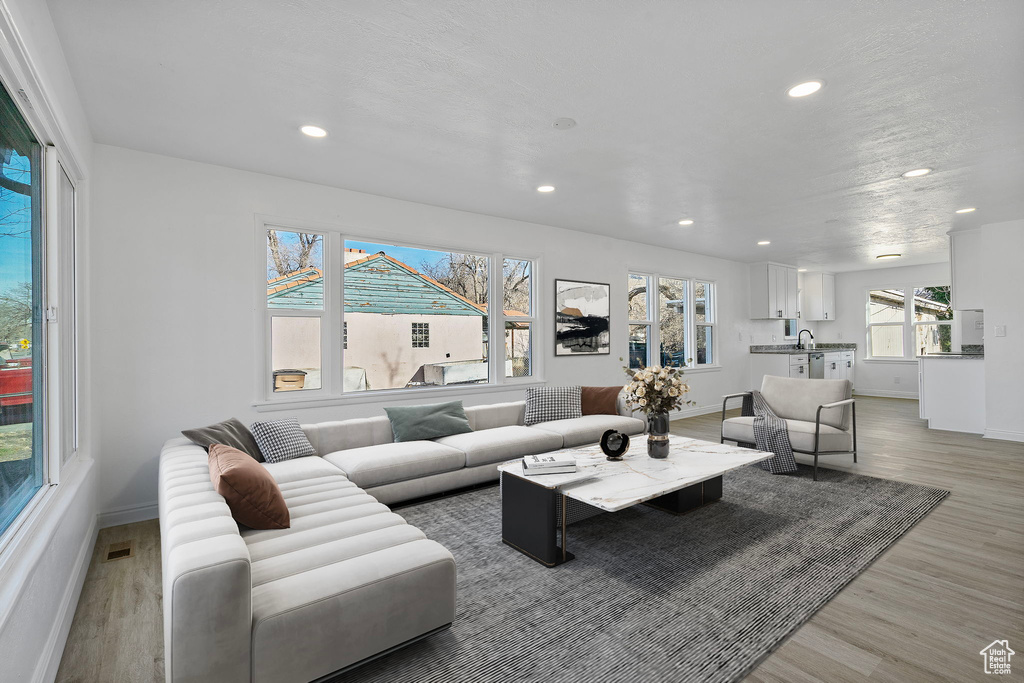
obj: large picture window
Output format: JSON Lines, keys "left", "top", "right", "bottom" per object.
{"left": 0, "top": 82, "right": 43, "bottom": 536}
{"left": 627, "top": 272, "right": 717, "bottom": 369}
{"left": 867, "top": 285, "right": 954, "bottom": 359}
{"left": 260, "top": 227, "right": 537, "bottom": 399}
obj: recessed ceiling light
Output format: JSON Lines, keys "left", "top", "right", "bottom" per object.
{"left": 536, "top": 185, "right": 555, "bottom": 193}
{"left": 757, "top": 241, "right": 771, "bottom": 246}
{"left": 798, "top": 268, "right": 808, "bottom": 272}
{"left": 876, "top": 253, "right": 902, "bottom": 260}
{"left": 901, "top": 168, "right": 931, "bottom": 178}
{"left": 955, "top": 207, "right": 976, "bottom": 214}
{"left": 552, "top": 118, "right": 577, "bottom": 129}
{"left": 300, "top": 125, "right": 328, "bottom": 138}
{"left": 678, "top": 219, "right": 694, "bottom": 226}
{"left": 787, "top": 81, "right": 823, "bottom": 98}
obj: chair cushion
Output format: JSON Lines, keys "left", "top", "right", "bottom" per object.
{"left": 722, "top": 416, "right": 853, "bottom": 453}
{"left": 530, "top": 414, "right": 645, "bottom": 448}
{"left": 322, "top": 441, "right": 466, "bottom": 488}
{"left": 760, "top": 375, "right": 852, "bottom": 430}
{"left": 208, "top": 444, "right": 289, "bottom": 529}
{"left": 435, "top": 425, "right": 564, "bottom": 466}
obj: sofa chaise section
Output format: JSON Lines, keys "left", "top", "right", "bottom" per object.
{"left": 159, "top": 439, "right": 456, "bottom": 683}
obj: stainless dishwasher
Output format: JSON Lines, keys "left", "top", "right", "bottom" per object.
{"left": 809, "top": 352, "right": 825, "bottom": 379}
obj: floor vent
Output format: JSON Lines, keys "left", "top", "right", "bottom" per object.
{"left": 103, "top": 540, "right": 135, "bottom": 563}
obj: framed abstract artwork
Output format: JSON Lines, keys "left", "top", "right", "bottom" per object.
{"left": 555, "top": 279, "right": 610, "bottom": 355}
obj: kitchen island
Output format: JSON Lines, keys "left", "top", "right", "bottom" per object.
{"left": 918, "top": 354, "right": 985, "bottom": 434}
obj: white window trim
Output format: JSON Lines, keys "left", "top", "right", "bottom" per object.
{"left": 253, "top": 216, "right": 543, "bottom": 406}
{"left": 0, "top": 53, "right": 83, "bottom": 550}
{"left": 864, "top": 283, "right": 954, "bottom": 361}
{"left": 627, "top": 271, "right": 719, "bottom": 370}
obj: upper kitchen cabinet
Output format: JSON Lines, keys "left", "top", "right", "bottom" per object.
{"left": 750, "top": 262, "right": 798, "bottom": 319}
{"left": 949, "top": 229, "right": 984, "bottom": 311}
{"left": 802, "top": 271, "right": 836, "bottom": 321}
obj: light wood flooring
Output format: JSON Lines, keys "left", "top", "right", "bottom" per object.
{"left": 55, "top": 397, "right": 1023, "bottom": 682}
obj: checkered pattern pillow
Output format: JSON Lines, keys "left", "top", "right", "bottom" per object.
{"left": 524, "top": 386, "right": 582, "bottom": 425}
{"left": 250, "top": 418, "right": 316, "bottom": 463}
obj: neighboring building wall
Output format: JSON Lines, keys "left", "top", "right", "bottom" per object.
{"left": 345, "top": 312, "right": 484, "bottom": 390}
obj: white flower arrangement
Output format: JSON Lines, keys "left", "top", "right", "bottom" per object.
{"left": 621, "top": 361, "right": 694, "bottom": 415}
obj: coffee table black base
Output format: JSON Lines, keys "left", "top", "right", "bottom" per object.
{"left": 644, "top": 475, "right": 723, "bottom": 514}
{"left": 501, "top": 472, "right": 573, "bottom": 567}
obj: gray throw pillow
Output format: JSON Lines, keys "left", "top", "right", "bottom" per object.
{"left": 182, "top": 418, "right": 264, "bottom": 462}
{"left": 384, "top": 401, "right": 473, "bottom": 442}
{"left": 250, "top": 418, "right": 317, "bottom": 463}
{"left": 525, "top": 386, "right": 582, "bottom": 425}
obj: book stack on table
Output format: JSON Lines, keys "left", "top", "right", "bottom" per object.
{"left": 522, "top": 453, "right": 577, "bottom": 475}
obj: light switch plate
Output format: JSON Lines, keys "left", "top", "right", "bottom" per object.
{"left": 994, "top": 325, "right": 1007, "bottom": 337}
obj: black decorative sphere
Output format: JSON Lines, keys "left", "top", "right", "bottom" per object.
{"left": 600, "top": 429, "right": 630, "bottom": 460}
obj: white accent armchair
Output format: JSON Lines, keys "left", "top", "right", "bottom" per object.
{"left": 720, "top": 375, "right": 857, "bottom": 480}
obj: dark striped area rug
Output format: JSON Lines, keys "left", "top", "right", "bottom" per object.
{"left": 328, "top": 465, "right": 947, "bottom": 683}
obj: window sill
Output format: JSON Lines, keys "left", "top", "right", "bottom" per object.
{"left": 682, "top": 365, "right": 723, "bottom": 374}
{"left": 253, "top": 378, "right": 548, "bottom": 412}
{"left": 861, "top": 358, "right": 918, "bottom": 364}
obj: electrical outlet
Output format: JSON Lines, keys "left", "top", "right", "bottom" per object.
{"left": 771, "top": 334, "right": 777, "bottom": 341}
{"left": 994, "top": 325, "right": 1007, "bottom": 337}
{"left": 837, "top": 331, "right": 843, "bottom": 339}
{"left": 738, "top": 332, "right": 743, "bottom": 342}
{"left": 894, "top": 377, "right": 901, "bottom": 384}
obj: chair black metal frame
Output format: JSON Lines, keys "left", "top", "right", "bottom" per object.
{"left": 720, "top": 392, "right": 857, "bottom": 480}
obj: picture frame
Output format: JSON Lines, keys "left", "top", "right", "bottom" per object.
{"left": 554, "top": 279, "right": 610, "bottom": 355}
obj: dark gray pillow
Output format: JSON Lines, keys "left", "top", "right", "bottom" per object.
{"left": 384, "top": 401, "right": 473, "bottom": 442}
{"left": 525, "top": 386, "right": 582, "bottom": 425}
{"left": 182, "top": 418, "right": 264, "bottom": 462}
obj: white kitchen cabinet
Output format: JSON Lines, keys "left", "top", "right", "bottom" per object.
{"left": 949, "top": 229, "right": 984, "bottom": 311}
{"left": 802, "top": 271, "right": 836, "bottom": 321}
{"left": 750, "top": 263, "right": 798, "bottom": 319}
{"left": 918, "top": 357, "right": 985, "bottom": 433}
{"left": 824, "top": 351, "right": 855, "bottom": 386}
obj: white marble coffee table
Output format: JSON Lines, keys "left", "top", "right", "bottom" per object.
{"left": 498, "top": 435, "right": 773, "bottom": 567}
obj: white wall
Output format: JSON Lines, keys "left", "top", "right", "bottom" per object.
{"left": 815, "top": 262, "right": 951, "bottom": 398}
{"left": 90, "top": 143, "right": 771, "bottom": 521}
{"left": 0, "top": 0, "right": 96, "bottom": 680}
{"left": 979, "top": 220, "right": 1024, "bottom": 441}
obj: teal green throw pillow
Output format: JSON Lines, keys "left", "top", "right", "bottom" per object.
{"left": 384, "top": 401, "right": 474, "bottom": 442}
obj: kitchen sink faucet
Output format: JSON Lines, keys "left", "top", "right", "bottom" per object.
{"left": 798, "top": 329, "right": 814, "bottom": 350}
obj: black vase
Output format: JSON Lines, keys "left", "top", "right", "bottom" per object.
{"left": 647, "top": 411, "right": 670, "bottom": 458}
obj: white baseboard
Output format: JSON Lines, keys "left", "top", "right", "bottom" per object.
{"left": 34, "top": 515, "right": 97, "bottom": 683}
{"left": 852, "top": 389, "right": 918, "bottom": 400}
{"left": 672, "top": 403, "right": 723, "bottom": 419}
{"left": 97, "top": 501, "right": 158, "bottom": 529}
{"left": 983, "top": 429, "right": 1024, "bottom": 443}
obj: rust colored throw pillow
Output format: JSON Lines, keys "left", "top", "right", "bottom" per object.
{"left": 208, "top": 444, "right": 290, "bottom": 529}
{"left": 581, "top": 386, "right": 622, "bottom": 416}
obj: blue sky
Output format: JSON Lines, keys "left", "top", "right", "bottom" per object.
{"left": 346, "top": 240, "right": 450, "bottom": 271}
{"left": 0, "top": 150, "right": 33, "bottom": 294}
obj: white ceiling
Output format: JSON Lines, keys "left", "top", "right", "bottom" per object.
{"left": 48, "top": 0, "right": 1024, "bottom": 272}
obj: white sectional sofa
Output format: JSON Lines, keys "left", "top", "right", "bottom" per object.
{"left": 159, "top": 398, "right": 643, "bottom": 683}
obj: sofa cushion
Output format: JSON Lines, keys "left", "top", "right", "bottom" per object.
{"left": 581, "top": 386, "right": 622, "bottom": 415}
{"left": 525, "top": 386, "right": 582, "bottom": 425}
{"left": 384, "top": 400, "right": 473, "bottom": 442}
{"left": 182, "top": 417, "right": 264, "bottom": 462}
{"left": 322, "top": 441, "right": 466, "bottom": 488}
{"left": 435, "top": 425, "right": 564, "bottom": 466}
{"left": 464, "top": 401, "right": 526, "bottom": 430}
{"left": 208, "top": 444, "right": 290, "bottom": 529}
{"left": 302, "top": 416, "right": 394, "bottom": 455}
{"left": 722, "top": 416, "right": 853, "bottom": 453}
{"left": 250, "top": 418, "right": 317, "bottom": 463}
{"left": 530, "top": 414, "right": 646, "bottom": 448}
{"left": 760, "top": 375, "right": 852, "bottom": 430}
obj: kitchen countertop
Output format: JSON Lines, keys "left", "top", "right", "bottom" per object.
{"left": 919, "top": 354, "right": 985, "bottom": 360}
{"left": 750, "top": 344, "right": 857, "bottom": 354}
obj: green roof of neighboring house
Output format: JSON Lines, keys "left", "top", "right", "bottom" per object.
{"left": 267, "top": 252, "right": 487, "bottom": 316}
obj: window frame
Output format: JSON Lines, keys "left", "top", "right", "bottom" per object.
{"left": 0, "top": 73, "right": 81, "bottom": 551}
{"left": 864, "top": 284, "right": 955, "bottom": 361}
{"left": 254, "top": 217, "right": 543, "bottom": 407}
{"left": 500, "top": 257, "right": 538, "bottom": 383}
{"left": 627, "top": 271, "right": 720, "bottom": 371}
